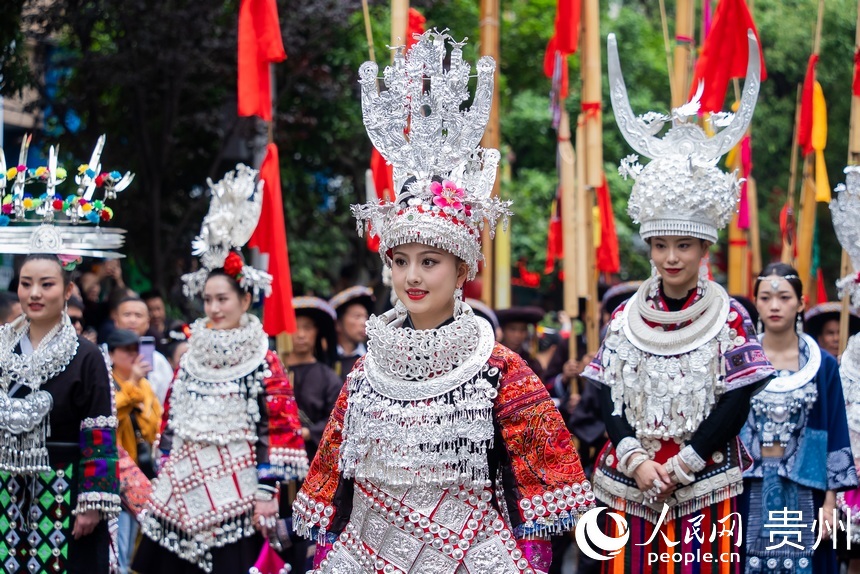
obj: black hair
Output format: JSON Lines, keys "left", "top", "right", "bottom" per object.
{"left": 0, "top": 291, "right": 20, "bottom": 323}
{"left": 66, "top": 295, "right": 85, "bottom": 312}
{"left": 754, "top": 262, "right": 803, "bottom": 299}
{"left": 205, "top": 268, "right": 252, "bottom": 298}
{"left": 20, "top": 254, "right": 72, "bottom": 286}
{"left": 141, "top": 289, "right": 164, "bottom": 302}
{"left": 754, "top": 262, "right": 804, "bottom": 332}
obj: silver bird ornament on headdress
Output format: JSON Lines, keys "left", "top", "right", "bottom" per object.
{"left": 608, "top": 30, "right": 761, "bottom": 244}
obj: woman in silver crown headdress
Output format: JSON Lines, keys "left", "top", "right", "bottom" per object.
{"left": 581, "top": 32, "right": 775, "bottom": 574}
{"left": 0, "top": 138, "right": 132, "bottom": 574}
{"left": 0, "top": 254, "right": 121, "bottom": 574}
{"left": 739, "top": 263, "right": 856, "bottom": 574}
{"left": 132, "top": 165, "right": 308, "bottom": 574}
{"left": 291, "top": 30, "right": 593, "bottom": 574}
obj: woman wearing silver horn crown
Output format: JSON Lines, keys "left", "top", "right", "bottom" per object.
{"left": 0, "top": 137, "right": 129, "bottom": 573}
{"left": 292, "top": 30, "right": 593, "bottom": 574}
{"left": 582, "top": 32, "right": 775, "bottom": 574}
{"left": 132, "top": 165, "right": 308, "bottom": 574}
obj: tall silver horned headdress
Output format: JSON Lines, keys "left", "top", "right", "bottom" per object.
{"left": 182, "top": 164, "right": 272, "bottom": 301}
{"left": 351, "top": 29, "right": 511, "bottom": 279}
{"left": 608, "top": 30, "right": 761, "bottom": 243}
{"left": 832, "top": 167, "right": 860, "bottom": 308}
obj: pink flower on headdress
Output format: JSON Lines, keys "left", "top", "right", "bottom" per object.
{"left": 431, "top": 179, "right": 465, "bottom": 211}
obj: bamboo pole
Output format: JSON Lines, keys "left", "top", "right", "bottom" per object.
{"left": 361, "top": 0, "right": 376, "bottom": 62}
{"left": 658, "top": 0, "right": 676, "bottom": 104}
{"left": 559, "top": 110, "right": 579, "bottom": 364}
{"left": 782, "top": 86, "right": 802, "bottom": 265}
{"left": 748, "top": 176, "right": 762, "bottom": 280}
{"left": 575, "top": 121, "right": 589, "bottom": 304}
{"left": 671, "top": 0, "right": 695, "bottom": 108}
{"left": 796, "top": 157, "right": 817, "bottom": 296}
{"left": 838, "top": 0, "right": 860, "bottom": 355}
{"left": 391, "top": 0, "right": 408, "bottom": 47}
{"left": 581, "top": 0, "right": 603, "bottom": 188}
{"left": 479, "top": 0, "right": 501, "bottom": 308}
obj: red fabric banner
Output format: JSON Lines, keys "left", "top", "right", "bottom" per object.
{"left": 737, "top": 135, "right": 752, "bottom": 229}
{"left": 854, "top": 50, "right": 860, "bottom": 96}
{"left": 689, "top": 0, "right": 766, "bottom": 113}
{"left": 366, "top": 148, "right": 394, "bottom": 253}
{"left": 816, "top": 268, "right": 829, "bottom": 303}
{"left": 595, "top": 176, "right": 620, "bottom": 274}
{"left": 543, "top": 37, "right": 569, "bottom": 100}
{"left": 545, "top": 193, "right": 563, "bottom": 275}
{"left": 798, "top": 54, "right": 819, "bottom": 157}
{"left": 554, "top": 0, "right": 581, "bottom": 56}
{"left": 248, "top": 144, "right": 296, "bottom": 335}
{"left": 238, "top": 0, "right": 286, "bottom": 121}
{"left": 406, "top": 8, "right": 426, "bottom": 48}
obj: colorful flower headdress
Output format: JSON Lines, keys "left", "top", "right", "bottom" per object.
{"left": 832, "top": 166, "right": 860, "bottom": 308}
{"left": 351, "top": 29, "right": 512, "bottom": 279}
{"left": 181, "top": 164, "right": 272, "bottom": 302}
{"left": 608, "top": 31, "right": 761, "bottom": 243}
{"left": 0, "top": 134, "right": 133, "bottom": 258}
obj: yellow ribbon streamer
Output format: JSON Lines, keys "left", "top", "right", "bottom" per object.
{"left": 812, "top": 80, "right": 831, "bottom": 202}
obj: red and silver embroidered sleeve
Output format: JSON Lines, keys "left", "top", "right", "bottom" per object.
{"left": 491, "top": 344, "right": 596, "bottom": 538}
{"left": 293, "top": 377, "right": 350, "bottom": 542}
{"left": 262, "top": 350, "right": 310, "bottom": 480}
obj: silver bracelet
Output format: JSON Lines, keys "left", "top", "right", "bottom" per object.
{"left": 679, "top": 445, "right": 707, "bottom": 473}
{"left": 625, "top": 452, "right": 649, "bottom": 477}
{"left": 616, "top": 437, "right": 644, "bottom": 461}
{"left": 665, "top": 456, "right": 695, "bottom": 486}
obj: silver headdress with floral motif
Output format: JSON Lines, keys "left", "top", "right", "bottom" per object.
{"left": 0, "top": 134, "right": 133, "bottom": 259}
{"left": 351, "top": 29, "right": 511, "bottom": 279}
{"left": 181, "top": 164, "right": 272, "bottom": 301}
{"left": 608, "top": 31, "right": 761, "bottom": 243}
{"left": 832, "top": 166, "right": 860, "bottom": 308}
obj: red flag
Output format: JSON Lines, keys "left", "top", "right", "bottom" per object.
{"left": 545, "top": 192, "right": 563, "bottom": 275}
{"left": 238, "top": 0, "right": 286, "bottom": 121}
{"left": 595, "top": 177, "right": 620, "bottom": 274}
{"left": 854, "top": 49, "right": 860, "bottom": 96}
{"left": 816, "top": 268, "right": 829, "bottom": 303}
{"left": 248, "top": 144, "right": 296, "bottom": 335}
{"left": 405, "top": 8, "right": 426, "bottom": 48}
{"left": 543, "top": 37, "right": 569, "bottom": 100}
{"left": 689, "top": 0, "right": 766, "bottom": 113}
{"left": 365, "top": 149, "right": 393, "bottom": 252}
{"left": 554, "top": 0, "right": 581, "bottom": 56}
{"left": 798, "top": 54, "right": 819, "bottom": 156}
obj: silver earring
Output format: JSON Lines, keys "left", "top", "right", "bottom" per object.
{"left": 453, "top": 287, "right": 464, "bottom": 316}
{"left": 796, "top": 314, "right": 803, "bottom": 336}
{"left": 756, "top": 318, "right": 763, "bottom": 335}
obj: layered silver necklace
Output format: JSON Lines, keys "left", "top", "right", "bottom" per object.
{"left": 600, "top": 278, "right": 735, "bottom": 446}
{"left": 751, "top": 333, "right": 819, "bottom": 447}
{"left": 0, "top": 314, "right": 78, "bottom": 474}
{"left": 341, "top": 301, "right": 499, "bottom": 487}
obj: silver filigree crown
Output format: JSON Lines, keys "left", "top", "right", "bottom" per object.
{"left": 181, "top": 164, "right": 272, "bottom": 301}
{"left": 351, "top": 29, "right": 511, "bottom": 279}
{"left": 608, "top": 31, "right": 761, "bottom": 243}
{"left": 833, "top": 166, "right": 860, "bottom": 308}
{"left": 0, "top": 135, "right": 133, "bottom": 258}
